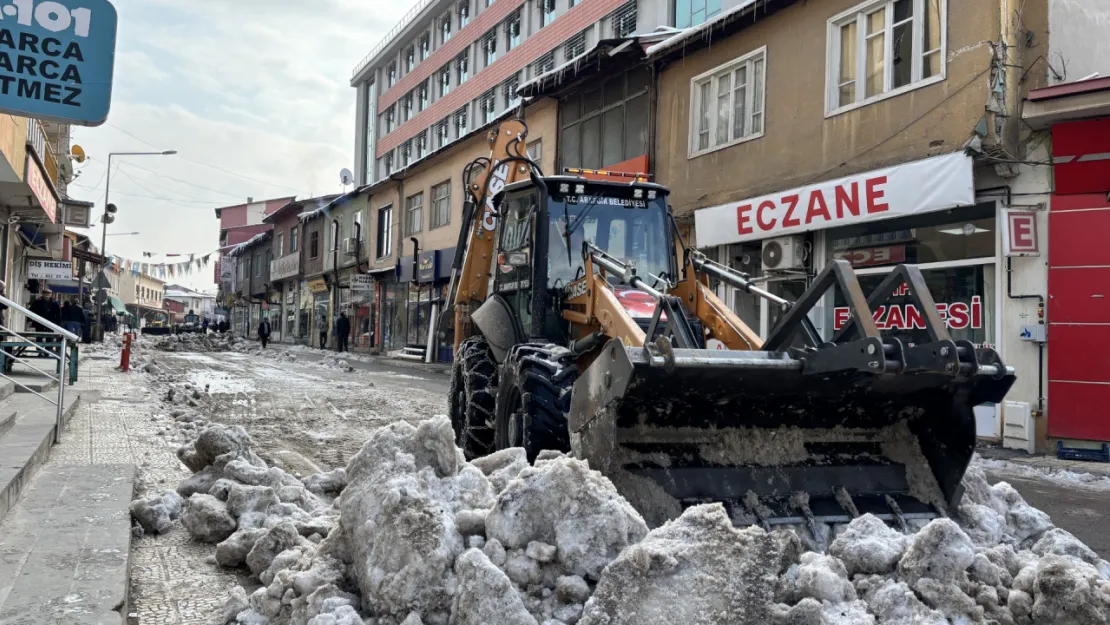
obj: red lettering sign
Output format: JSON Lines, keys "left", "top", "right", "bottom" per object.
{"left": 833, "top": 296, "right": 983, "bottom": 331}
{"left": 865, "top": 176, "right": 889, "bottom": 214}
{"left": 782, "top": 194, "right": 801, "bottom": 228}
{"left": 1005, "top": 211, "right": 1039, "bottom": 255}
{"left": 737, "top": 204, "right": 753, "bottom": 235}
{"left": 833, "top": 245, "right": 907, "bottom": 268}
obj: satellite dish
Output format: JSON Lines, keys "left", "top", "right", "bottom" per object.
{"left": 339, "top": 168, "right": 354, "bottom": 186}
{"left": 71, "top": 145, "right": 87, "bottom": 163}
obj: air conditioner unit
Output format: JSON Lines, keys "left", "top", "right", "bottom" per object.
{"left": 343, "top": 237, "right": 359, "bottom": 256}
{"left": 761, "top": 235, "right": 805, "bottom": 271}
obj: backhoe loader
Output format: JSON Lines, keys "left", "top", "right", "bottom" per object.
{"left": 444, "top": 119, "right": 1015, "bottom": 539}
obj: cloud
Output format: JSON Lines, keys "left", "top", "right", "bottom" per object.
{"left": 67, "top": 0, "right": 410, "bottom": 290}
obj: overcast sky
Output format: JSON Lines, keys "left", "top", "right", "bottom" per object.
{"left": 67, "top": 0, "right": 410, "bottom": 291}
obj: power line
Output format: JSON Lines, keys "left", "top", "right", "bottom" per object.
{"left": 116, "top": 160, "right": 247, "bottom": 201}
{"left": 113, "top": 165, "right": 234, "bottom": 204}
{"left": 105, "top": 122, "right": 306, "bottom": 194}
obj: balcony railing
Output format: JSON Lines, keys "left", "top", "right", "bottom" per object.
{"left": 25, "top": 119, "right": 59, "bottom": 186}
{"left": 352, "top": 0, "right": 437, "bottom": 79}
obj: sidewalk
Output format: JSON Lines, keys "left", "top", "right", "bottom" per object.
{"left": 977, "top": 445, "right": 1110, "bottom": 477}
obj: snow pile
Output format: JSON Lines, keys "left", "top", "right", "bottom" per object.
{"left": 130, "top": 489, "right": 185, "bottom": 535}
{"left": 152, "top": 332, "right": 247, "bottom": 353}
{"left": 182, "top": 420, "right": 1109, "bottom": 625}
{"left": 319, "top": 353, "right": 355, "bottom": 372}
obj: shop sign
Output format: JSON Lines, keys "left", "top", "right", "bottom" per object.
{"left": 25, "top": 155, "right": 58, "bottom": 222}
{"left": 0, "top": 0, "right": 118, "bottom": 126}
{"left": 417, "top": 251, "right": 436, "bottom": 283}
{"left": 695, "top": 153, "right": 974, "bottom": 247}
{"left": 270, "top": 252, "right": 300, "bottom": 280}
{"left": 27, "top": 258, "right": 70, "bottom": 280}
{"left": 1003, "top": 210, "right": 1039, "bottom": 257}
{"left": 308, "top": 278, "right": 328, "bottom": 293}
{"left": 834, "top": 283, "right": 983, "bottom": 331}
{"left": 833, "top": 245, "right": 907, "bottom": 268}
{"left": 351, "top": 273, "right": 374, "bottom": 291}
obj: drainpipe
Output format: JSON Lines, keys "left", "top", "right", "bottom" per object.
{"left": 332, "top": 218, "right": 340, "bottom": 337}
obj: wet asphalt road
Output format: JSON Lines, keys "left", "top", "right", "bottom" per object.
{"left": 984, "top": 472, "right": 1110, "bottom": 558}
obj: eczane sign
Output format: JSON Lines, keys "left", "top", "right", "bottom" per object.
{"left": 0, "top": 0, "right": 118, "bottom": 126}
{"left": 694, "top": 153, "right": 975, "bottom": 247}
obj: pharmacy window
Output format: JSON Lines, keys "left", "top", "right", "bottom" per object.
{"left": 827, "top": 0, "right": 944, "bottom": 115}
{"left": 689, "top": 47, "right": 766, "bottom": 158}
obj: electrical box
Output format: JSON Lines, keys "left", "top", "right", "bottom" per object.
{"left": 1019, "top": 324, "right": 1046, "bottom": 343}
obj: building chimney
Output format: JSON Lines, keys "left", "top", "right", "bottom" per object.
{"left": 247, "top": 197, "right": 253, "bottom": 203}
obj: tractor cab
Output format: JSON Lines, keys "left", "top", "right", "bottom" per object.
{"left": 487, "top": 174, "right": 676, "bottom": 347}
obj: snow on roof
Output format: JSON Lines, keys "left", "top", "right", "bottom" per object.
{"left": 517, "top": 44, "right": 604, "bottom": 96}
{"left": 644, "top": 0, "right": 758, "bottom": 57}
{"left": 298, "top": 194, "right": 346, "bottom": 222}
{"left": 226, "top": 231, "right": 271, "bottom": 257}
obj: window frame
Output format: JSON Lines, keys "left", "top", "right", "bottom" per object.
{"left": 458, "top": 0, "right": 470, "bottom": 28}
{"left": 526, "top": 139, "right": 542, "bottom": 162}
{"left": 388, "top": 62, "right": 397, "bottom": 87}
{"left": 384, "top": 106, "right": 395, "bottom": 133}
{"left": 377, "top": 204, "right": 394, "bottom": 259}
{"left": 505, "top": 11, "right": 521, "bottom": 50}
{"left": 405, "top": 46, "right": 415, "bottom": 73}
{"left": 418, "top": 81, "right": 429, "bottom": 111}
{"left": 439, "top": 67, "right": 451, "bottom": 97}
{"left": 541, "top": 0, "right": 555, "bottom": 27}
{"left": 419, "top": 33, "right": 431, "bottom": 61}
{"left": 310, "top": 230, "right": 320, "bottom": 259}
{"left": 406, "top": 192, "right": 425, "bottom": 235}
{"left": 290, "top": 226, "right": 298, "bottom": 253}
{"left": 416, "top": 132, "right": 428, "bottom": 160}
{"left": 456, "top": 54, "right": 470, "bottom": 84}
{"left": 430, "top": 180, "right": 452, "bottom": 229}
{"left": 825, "top": 0, "right": 947, "bottom": 118}
{"left": 455, "top": 106, "right": 469, "bottom": 137}
{"left": 276, "top": 232, "right": 284, "bottom": 257}
{"left": 687, "top": 45, "right": 768, "bottom": 159}
{"left": 441, "top": 14, "right": 452, "bottom": 44}
{"left": 674, "top": 0, "right": 721, "bottom": 29}
{"left": 481, "top": 91, "right": 497, "bottom": 124}
{"left": 436, "top": 120, "right": 450, "bottom": 148}
{"left": 483, "top": 32, "right": 498, "bottom": 66}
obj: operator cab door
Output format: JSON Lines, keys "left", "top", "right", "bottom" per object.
{"left": 493, "top": 190, "right": 538, "bottom": 335}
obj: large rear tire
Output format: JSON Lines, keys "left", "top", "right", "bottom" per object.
{"left": 449, "top": 337, "right": 497, "bottom": 459}
{"left": 495, "top": 344, "right": 578, "bottom": 461}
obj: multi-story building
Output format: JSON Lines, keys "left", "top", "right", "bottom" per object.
{"left": 163, "top": 284, "right": 217, "bottom": 320}
{"left": 351, "top": 0, "right": 651, "bottom": 187}
{"left": 264, "top": 195, "right": 338, "bottom": 344}
{"left": 228, "top": 231, "right": 273, "bottom": 336}
{"left": 214, "top": 196, "right": 294, "bottom": 314}
{"left": 119, "top": 271, "right": 167, "bottom": 327}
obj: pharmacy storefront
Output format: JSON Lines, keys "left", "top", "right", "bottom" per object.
{"left": 695, "top": 153, "right": 1017, "bottom": 439}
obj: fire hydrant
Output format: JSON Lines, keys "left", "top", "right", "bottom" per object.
{"left": 120, "top": 333, "right": 132, "bottom": 373}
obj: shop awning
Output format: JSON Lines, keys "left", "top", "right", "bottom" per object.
{"left": 108, "top": 296, "right": 127, "bottom": 314}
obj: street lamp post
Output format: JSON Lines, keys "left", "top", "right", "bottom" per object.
{"left": 94, "top": 150, "right": 176, "bottom": 339}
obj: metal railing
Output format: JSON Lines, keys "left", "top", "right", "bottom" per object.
{"left": 25, "top": 118, "right": 59, "bottom": 186}
{"left": 0, "top": 294, "right": 80, "bottom": 444}
{"left": 351, "top": 0, "right": 438, "bottom": 78}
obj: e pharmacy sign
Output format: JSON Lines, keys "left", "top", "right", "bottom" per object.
{"left": 0, "top": 0, "right": 117, "bottom": 126}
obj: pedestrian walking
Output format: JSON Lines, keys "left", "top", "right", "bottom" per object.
{"left": 335, "top": 312, "right": 351, "bottom": 353}
{"left": 202, "top": 317, "right": 209, "bottom": 334}
{"left": 62, "top": 300, "right": 84, "bottom": 337}
{"left": 258, "top": 317, "right": 271, "bottom": 348}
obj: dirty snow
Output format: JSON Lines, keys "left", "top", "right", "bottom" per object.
{"left": 974, "top": 455, "right": 1110, "bottom": 492}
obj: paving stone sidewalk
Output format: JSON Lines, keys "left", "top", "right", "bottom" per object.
{"left": 43, "top": 358, "right": 247, "bottom": 625}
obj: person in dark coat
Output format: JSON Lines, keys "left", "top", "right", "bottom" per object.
{"left": 202, "top": 317, "right": 209, "bottom": 334}
{"left": 28, "top": 293, "right": 49, "bottom": 332}
{"left": 45, "top": 293, "right": 61, "bottom": 327}
{"left": 258, "top": 317, "right": 271, "bottom": 348}
{"left": 335, "top": 312, "right": 351, "bottom": 352}
{"left": 62, "top": 301, "right": 85, "bottom": 337}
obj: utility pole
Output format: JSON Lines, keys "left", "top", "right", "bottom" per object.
{"left": 94, "top": 150, "right": 176, "bottom": 340}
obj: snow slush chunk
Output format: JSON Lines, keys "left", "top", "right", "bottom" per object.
{"left": 129, "top": 489, "right": 184, "bottom": 534}
{"left": 1031, "top": 528, "right": 1102, "bottom": 566}
{"left": 861, "top": 579, "right": 946, "bottom": 625}
{"left": 897, "top": 519, "right": 975, "bottom": 585}
{"left": 181, "top": 493, "right": 237, "bottom": 543}
{"left": 783, "top": 553, "right": 857, "bottom": 604}
{"left": 828, "top": 514, "right": 907, "bottom": 576}
{"left": 1031, "top": 554, "right": 1110, "bottom": 625}
{"left": 452, "top": 548, "right": 539, "bottom": 625}
{"left": 578, "top": 504, "right": 781, "bottom": 625}
{"left": 485, "top": 456, "right": 647, "bottom": 579}
{"left": 772, "top": 598, "right": 875, "bottom": 625}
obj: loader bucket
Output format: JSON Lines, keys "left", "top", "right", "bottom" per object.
{"left": 568, "top": 338, "right": 1016, "bottom": 532}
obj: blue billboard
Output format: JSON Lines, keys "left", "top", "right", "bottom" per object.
{"left": 0, "top": 0, "right": 117, "bottom": 126}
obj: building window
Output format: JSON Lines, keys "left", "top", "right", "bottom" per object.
{"left": 436, "top": 120, "right": 450, "bottom": 148}
{"left": 401, "top": 141, "right": 412, "bottom": 167}
{"left": 565, "top": 30, "right": 586, "bottom": 61}
{"left": 418, "top": 81, "right": 429, "bottom": 111}
{"left": 276, "top": 232, "right": 284, "bottom": 257}
{"left": 441, "top": 15, "right": 452, "bottom": 44}
{"left": 689, "top": 47, "right": 766, "bottom": 157}
{"left": 503, "top": 73, "right": 521, "bottom": 110}
{"left": 439, "top": 67, "right": 451, "bottom": 97}
{"left": 611, "top": 2, "right": 637, "bottom": 37}
{"left": 385, "top": 106, "right": 395, "bottom": 133}
{"left": 674, "top": 0, "right": 721, "bottom": 29}
{"left": 405, "top": 46, "right": 415, "bottom": 72}
{"left": 459, "top": 0, "right": 470, "bottom": 27}
{"left": 254, "top": 253, "right": 262, "bottom": 277}
{"left": 541, "top": 0, "right": 555, "bottom": 26}
{"left": 829, "top": 0, "right": 944, "bottom": 113}
{"left": 481, "top": 90, "right": 497, "bottom": 124}
{"left": 402, "top": 94, "right": 413, "bottom": 121}
{"left": 383, "top": 152, "right": 394, "bottom": 176}
{"left": 406, "top": 192, "right": 424, "bottom": 235}
{"left": 533, "top": 52, "right": 555, "bottom": 77}
{"left": 290, "top": 226, "right": 298, "bottom": 252}
{"left": 431, "top": 181, "right": 451, "bottom": 228}
{"left": 377, "top": 205, "right": 393, "bottom": 258}
{"left": 416, "top": 132, "right": 428, "bottom": 160}
{"left": 310, "top": 230, "right": 319, "bottom": 259}
{"left": 527, "top": 139, "right": 542, "bottom": 162}
{"left": 455, "top": 106, "right": 469, "bottom": 137}
{"left": 505, "top": 11, "right": 521, "bottom": 50}
{"left": 456, "top": 54, "right": 470, "bottom": 84}
{"left": 420, "top": 34, "right": 430, "bottom": 61}
{"left": 388, "top": 62, "right": 397, "bottom": 87}
{"left": 569, "top": 0, "right": 578, "bottom": 7}
{"left": 483, "top": 32, "right": 498, "bottom": 66}
{"left": 486, "top": 0, "right": 494, "bottom": 6}
{"left": 559, "top": 67, "right": 650, "bottom": 171}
